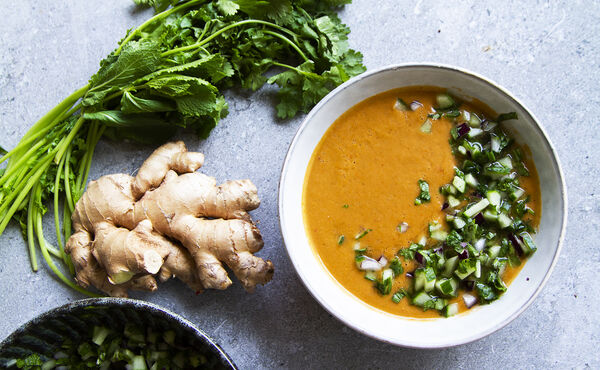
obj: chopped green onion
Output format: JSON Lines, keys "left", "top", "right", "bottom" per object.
{"left": 355, "top": 228, "right": 372, "bottom": 240}
{"left": 337, "top": 235, "right": 345, "bottom": 245}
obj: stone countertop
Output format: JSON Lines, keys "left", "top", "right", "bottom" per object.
{"left": 1, "top": 1, "right": 598, "bottom": 368}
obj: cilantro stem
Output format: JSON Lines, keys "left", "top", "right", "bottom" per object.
{"left": 0, "top": 116, "right": 85, "bottom": 235}
{"left": 53, "top": 152, "right": 73, "bottom": 272}
{"left": 116, "top": 0, "right": 206, "bottom": 55}
{"left": 262, "top": 30, "right": 308, "bottom": 62}
{"left": 162, "top": 19, "right": 301, "bottom": 57}
{"left": 64, "top": 145, "right": 75, "bottom": 213}
{"left": 63, "top": 197, "right": 72, "bottom": 251}
{"left": 271, "top": 62, "right": 319, "bottom": 78}
{"left": 32, "top": 184, "right": 99, "bottom": 297}
{"left": 26, "top": 193, "right": 37, "bottom": 271}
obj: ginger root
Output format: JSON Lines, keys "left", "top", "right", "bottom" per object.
{"left": 65, "top": 141, "right": 274, "bottom": 297}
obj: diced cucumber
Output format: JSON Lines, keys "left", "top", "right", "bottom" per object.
{"left": 468, "top": 113, "right": 481, "bottom": 128}
{"left": 463, "top": 198, "right": 490, "bottom": 218}
{"left": 394, "top": 98, "right": 410, "bottom": 111}
{"left": 437, "top": 256, "right": 446, "bottom": 270}
{"left": 448, "top": 195, "right": 461, "bottom": 208}
{"left": 492, "top": 257, "right": 508, "bottom": 275}
{"left": 435, "top": 278, "right": 459, "bottom": 297}
{"left": 483, "top": 208, "right": 498, "bottom": 222}
{"left": 474, "top": 260, "right": 482, "bottom": 279}
{"left": 497, "top": 213, "right": 512, "bottom": 229}
{"left": 454, "top": 261, "right": 477, "bottom": 280}
{"left": 414, "top": 267, "right": 437, "bottom": 292}
{"left": 510, "top": 187, "right": 525, "bottom": 201}
{"left": 424, "top": 278, "right": 436, "bottom": 292}
{"left": 364, "top": 271, "right": 377, "bottom": 282}
{"left": 443, "top": 256, "right": 459, "bottom": 278}
{"left": 412, "top": 291, "right": 432, "bottom": 307}
{"left": 499, "top": 156, "right": 513, "bottom": 170}
{"left": 382, "top": 268, "right": 393, "bottom": 281}
{"left": 519, "top": 232, "right": 537, "bottom": 255}
{"left": 486, "top": 190, "right": 502, "bottom": 207}
{"left": 490, "top": 134, "right": 501, "bottom": 153}
{"left": 487, "top": 245, "right": 502, "bottom": 260}
{"left": 485, "top": 121, "right": 498, "bottom": 131}
{"left": 457, "top": 145, "right": 467, "bottom": 155}
{"left": 431, "top": 229, "right": 448, "bottom": 241}
{"left": 478, "top": 254, "right": 489, "bottom": 267}
{"left": 429, "top": 222, "right": 442, "bottom": 232}
{"left": 453, "top": 217, "right": 466, "bottom": 229}
{"left": 418, "top": 235, "right": 428, "bottom": 246}
{"left": 414, "top": 269, "right": 426, "bottom": 291}
{"left": 420, "top": 119, "right": 432, "bottom": 133}
{"left": 446, "top": 214, "right": 455, "bottom": 222}
{"left": 453, "top": 176, "right": 466, "bottom": 193}
{"left": 465, "top": 173, "right": 478, "bottom": 187}
{"left": 443, "top": 303, "right": 459, "bottom": 317}
{"left": 436, "top": 93, "right": 455, "bottom": 109}
{"left": 467, "top": 128, "right": 483, "bottom": 138}
{"left": 434, "top": 298, "right": 447, "bottom": 311}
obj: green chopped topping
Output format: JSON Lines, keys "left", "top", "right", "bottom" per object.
{"left": 496, "top": 112, "right": 518, "bottom": 122}
{"left": 337, "top": 235, "right": 345, "bottom": 245}
{"left": 389, "top": 257, "right": 404, "bottom": 276}
{"left": 391, "top": 289, "right": 408, "bottom": 303}
{"left": 354, "top": 228, "right": 372, "bottom": 240}
{"left": 415, "top": 179, "right": 431, "bottom": 205}
{"left": 342, "top": 204, "right": 349, "bottom": 208}
{"left": 397, "top": 243, "right": 423, "bottom": 260}
{"left": 394, "top": 98, "right": 410, "bottom": 111}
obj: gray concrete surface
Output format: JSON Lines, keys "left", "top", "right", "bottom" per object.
{"left": 0, "top": 0, "right": 598, "bottom": 368}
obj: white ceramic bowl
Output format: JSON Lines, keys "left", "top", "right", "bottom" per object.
{"left": 278, "top": 63, "right": 567, "bottom": 348}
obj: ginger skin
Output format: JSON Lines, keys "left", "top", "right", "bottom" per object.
{"left": 65, "top": 141, "right": 274, "bottom": 297}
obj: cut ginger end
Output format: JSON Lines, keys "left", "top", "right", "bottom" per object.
{"left": 65, "top": 141, "right": 274, "bottom": 297}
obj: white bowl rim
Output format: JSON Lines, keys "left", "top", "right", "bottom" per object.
{"left": 278, "top": 62, "right": 568, "bottom": 348}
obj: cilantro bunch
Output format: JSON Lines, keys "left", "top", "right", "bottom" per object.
{"left": 0, "top": 0, "right": 365, "bottom": 294}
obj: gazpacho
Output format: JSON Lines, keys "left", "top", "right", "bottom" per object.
{"left": 302, "top": 86, "right": 541, "bottom": 318}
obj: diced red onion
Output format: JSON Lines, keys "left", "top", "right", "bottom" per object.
{"left": 410, "top": 101, "right": 423, "bottom": 111}
{"left": 398, "top": 222, "right": 408, "bottom": 233}
{"left": 508, "top": 233, "right": 524, "bottom": 256}
{"left": 474, "top": 238, "right": 486, "bottom": 251}
{"left": 441, "top": 202, "right": 449, "bottom": 210}
{"left": 406, "top": 271, "right": 414, "bottom": 278}
{"left": 415, "top": 251, "right": 425, "bottom": 265}
{"left": 359, "top": 257, "right": 382, "bottom": 271}
{"left": 378, "top": 256, "right": 388, "bottom": 267}
{"left": 458, "top": 249, "right": 469, "bottom": 260}
{"left": 463, "top": 293, "right": 477, "bottom": 308}
{"left": 457, "top": 123, "right": 470, "bottom": 137}
{"left": 433, "top": 247, "right": 443, "bottom": 254}
{"left": 474, "top": 213, "right": 485, "bottom": 225}
{"left": 460, "top": 242, "right": 468, "bottom": 248}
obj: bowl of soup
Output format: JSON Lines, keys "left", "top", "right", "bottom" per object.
{"left": 278, "top": 64, "right": 566, "bottom": 348}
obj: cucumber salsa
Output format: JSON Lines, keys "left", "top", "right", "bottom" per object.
{"left": 352, "top": 92, "right": 538, "bottom": 317}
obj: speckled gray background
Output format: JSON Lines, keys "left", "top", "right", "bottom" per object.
{"left": 0, "top": 1, "right": 598, "bottom": 369}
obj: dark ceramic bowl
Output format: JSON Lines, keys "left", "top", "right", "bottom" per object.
{"left": 0, "top": 298, "right": 236, "bottom": 369}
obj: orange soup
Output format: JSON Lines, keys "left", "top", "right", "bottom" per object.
{"left": 302, "top": 87, "right": 541, "bottom": 318}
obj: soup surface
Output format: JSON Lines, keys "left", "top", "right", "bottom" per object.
{"left": 302, "top": 87, "right": 540, "bottom": 318}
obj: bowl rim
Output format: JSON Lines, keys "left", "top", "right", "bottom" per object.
{"left": 278, "top": 62, "right": 568, "bottom": 348}
{"left": 0, "top": 297, "right": 237, "bottom": 368}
